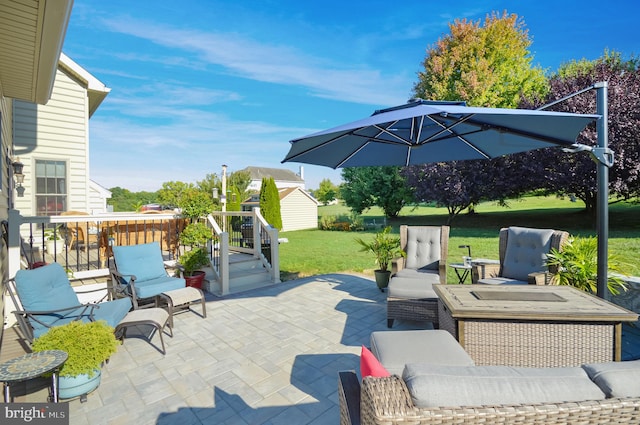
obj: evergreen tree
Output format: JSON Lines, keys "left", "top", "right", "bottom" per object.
{"left": 259, "top": 177, "right": 282, "bottom": 230}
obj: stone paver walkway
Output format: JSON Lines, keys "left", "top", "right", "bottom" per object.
{"left": 68, "top": 274, "right": 426, "bottom": 425}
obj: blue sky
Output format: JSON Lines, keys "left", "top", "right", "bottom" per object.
{"left": 62, "top": 0, "right": 639, "bottom": 192}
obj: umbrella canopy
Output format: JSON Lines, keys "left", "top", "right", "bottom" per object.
{"left": 282, "top": 100, "right": 599, "bottom": 168}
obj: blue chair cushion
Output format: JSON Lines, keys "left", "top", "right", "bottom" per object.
{"left": 92, "top": 297, "right": 132, "bottom": 328}
{"left": 134, "top": 276, "right": 185, "bottom": 299}
{"left": 15, "top": 263, "right": 80, "bottom": 312}
{"left": 30, "top": 298, "right": 131, "bottom": 339}
{"left": 113, "top": 242, "right": 168, "bottom": 282}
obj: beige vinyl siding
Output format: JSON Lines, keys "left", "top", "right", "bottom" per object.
{"left": 12, "top": 67, "right": 89, "bottom": 214}
{"left": 280, "top": 189, "right": 318, "bottom": 232}
{"left": 0, "top": 94, "right": 13, "bottom": 327}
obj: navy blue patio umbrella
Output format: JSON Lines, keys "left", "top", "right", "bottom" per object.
{"left": 283, "top": 91, "right": 612, "bottom": 297}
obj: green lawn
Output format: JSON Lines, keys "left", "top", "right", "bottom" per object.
{"left": 279, "top": 196, "right": 640, "bottom": 283}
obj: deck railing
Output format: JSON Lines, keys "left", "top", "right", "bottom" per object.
{"left": 7, "top": 208, "right": 279, "bottom": 295}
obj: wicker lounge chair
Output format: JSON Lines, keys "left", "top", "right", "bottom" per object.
{"left": 472, "top": 226, "right": 569, "bottom": 285}
{"left": 387, "top": 225, "right": 449, "bottom": 328}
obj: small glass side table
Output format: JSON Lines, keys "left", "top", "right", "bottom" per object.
{"left": 449, "top": 263, "right": 472, "bottom": 284}
{"left": 0, "top": 350, "right": 68, "bottom": 403}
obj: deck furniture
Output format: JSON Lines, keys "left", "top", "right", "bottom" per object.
{"left": 114, "top": 308, "right": 172, "bottom": 354}
{"left": 158, "top": 286, "right": 207, "bottom": 328}
{"left": 472, "top": 226, "right": 569, "bottom": 285}
{"left": 110, "top": 242, "right": 185, "bottom": 309}
{"left": 391, "top": 225, "right": 449, "bottom": 282}
{"left": 0, "top": 350, "right": 68, "bottom": 402}
{"left": 386, "top": 277, "right": 439, "bottom": 328}
{"left": 7, "top": 263, "right": 132, "bottom": 342}
{"left": 60, "top": 211, "right": 100, "bottom": 254}
{"left": 386, "top": 226, "right": 448, "bottom": 328}
{"left": 434, "top": 284, "right": 639, "bottom": 367}
{"left": 339, "top": 328, "right": 640, "bottom": 425}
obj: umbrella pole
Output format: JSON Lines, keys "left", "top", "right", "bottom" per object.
{"left": 595, "top": 82, "right": 608, "bottom": 298}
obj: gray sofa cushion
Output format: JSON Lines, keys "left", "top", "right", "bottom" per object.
{"left": 502, "top": 227, "right": 554, "bottom": 281}
{"left": 402, "top": 364, "right": 606, "bottom": 408}
{"left": 582, "top": 360, "right": 640, "bottom": 398}
{"left": 394, "top": 268, "right": 440, "bottom": 281}
{"left": 371, "top": 330, "right": 474, "bottom": 376}
{"left": 405, "top": 227, "right": 441, "bottom": 270}
{"left": 388, "top": 277, "right": 439, "bottom": 299}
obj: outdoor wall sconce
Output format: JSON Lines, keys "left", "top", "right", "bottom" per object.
{"left": 11, "top": 157, "right": 25, "bottom": 197}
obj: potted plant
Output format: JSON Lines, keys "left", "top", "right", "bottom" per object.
{"left": 44, "top": 225, "right": 64, "bottom": 255}
{"left": 355, "top": 226, "right": 403, "bottom": 291}
{"left": 31, "top": 320, "right": 119, "bottom": 400}
{"left": 177, "top": 190, "right": 214, "bottom": 289}
{"left": 546, "top": 235, "right": 628, "bottom": 295}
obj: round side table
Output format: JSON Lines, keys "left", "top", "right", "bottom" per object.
{"left": 449, "top": 263, "right": 472, "bottom": 284}
{"left": 0, "top": 350, "right": 68, "bottom": 402}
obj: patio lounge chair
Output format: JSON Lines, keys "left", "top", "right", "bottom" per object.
{"left": 110, "top": 242, "right": 185, "bottom": 309}
{"left": 6, "top": 262, "right": 132, "bottom": 342}
{"left": 472, "top": 226, "right": 569, "bottom": 285}
{"left": 386, "top": 225, "right": 449, "bottom": 328}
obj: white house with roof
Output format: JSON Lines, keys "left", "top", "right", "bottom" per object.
{"left": 242, "top": 186, "right": 318, "bottom": 232}
{"left": 0, "top": 0, "right": 74, "bottom": 346}
{"left": 242, "top": 166, "right": 305, "bottom": 191}
{"left": 12, "top": 53, "right": 110, "bottom": 217}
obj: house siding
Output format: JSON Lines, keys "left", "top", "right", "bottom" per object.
{"left": 0, "top": 95, "right": 13, "bottom": 332}
{"left": 280, "top": 189, "right": 318, "bottom": 232}
{"left": 13, "top": 67, "right": 90, "bottom": 215}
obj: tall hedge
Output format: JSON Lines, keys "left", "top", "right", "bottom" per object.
{"left": 259, "top": 177, "right": 282, "bottom": 230}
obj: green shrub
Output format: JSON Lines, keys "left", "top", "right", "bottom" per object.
{"left": 32, "top": 321, "right": 119, "bottom": 378}
{"left": 546, "top": 235, "right": 628, "bottom": 295}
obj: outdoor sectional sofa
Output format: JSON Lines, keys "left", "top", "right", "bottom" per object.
{"left": 339, "top": 330, "right": 640, "bottom": 425}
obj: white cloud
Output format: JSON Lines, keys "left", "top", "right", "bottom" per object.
{"left": 99, "top": 16, "right": 412, "bottom": 106}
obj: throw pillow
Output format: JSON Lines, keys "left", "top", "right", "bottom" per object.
{"left": 360, "top": 346, "right": 390, "bottom": 378}
{"left": 582, "top": 360, "right": 640, "bottom": 398}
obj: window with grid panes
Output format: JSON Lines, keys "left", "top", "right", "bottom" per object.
{"left": 35, "top": 160, "right": 67, "bottom": 215}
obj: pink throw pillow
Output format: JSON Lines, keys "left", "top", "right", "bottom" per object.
{"left": 360, "top": 345, "right": 391, "bottom": 378}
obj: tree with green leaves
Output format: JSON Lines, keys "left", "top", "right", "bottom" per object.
{"left": 157, "top": 181, "right": 194, "bottom": 209}
{"left": 407, "top": 11, "right": 549, "bottom": 221}
{"left": 259, "top": 177, "right": 282, "bottom": 230}
{"left": 414, "top": 11, "right": 547, "bottom": 107}
{"left": 340, "top": 167, "right": 413, "bottom": 218}
{"left": 315, "top": 179, "right": 338, "bottom": 205}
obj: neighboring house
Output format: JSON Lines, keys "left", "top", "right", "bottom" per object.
{"left": 242, "top": 187, "right": 318, "bottom": 232}
{"left": 13, "top": 53, "right": 110, "bottom": 216}
{"left": 0, "top": 0, "right": 74, "bottom": 345}
{"left": 242, "top": 166, "right": 305, "bottom": 191}
{"left": 89, "top": 180, "right": 112, "bottom": 214}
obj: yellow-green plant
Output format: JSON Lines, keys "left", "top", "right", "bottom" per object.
{"left": 355, "top": 226, "right": 403, "bottom": 272}
{"left": 546, "top": 236, "right": 628, "bottom": 295}
{"left": 32, "top": 321, "right": 119, "bottom": 377}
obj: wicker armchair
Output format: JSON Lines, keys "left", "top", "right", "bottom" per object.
{"left": 338, "top": 371, "right": 640, "bottom": 425}
{"left": 391, "top": 225, "right": 449, "bottom": 283}
{"left": 472, "top": 226, "right": 569, "bottom": 285}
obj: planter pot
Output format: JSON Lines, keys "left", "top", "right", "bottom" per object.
{"left": 45, "top": 239, "right": 64, "bottom": 255}
{"left": 184, "top": 270, "right": 206, "bottom": 289}
{"left": 58, "top": 369, "right": 101, "bottom": 400}
{"left": 374, "top": 270, "right": 391, "bottom": 292}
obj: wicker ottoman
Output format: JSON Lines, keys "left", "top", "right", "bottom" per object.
{"left": 158, "top": 286, "right": 207, "bottom": 328}
{"left": 387, "top": 277, "right": 439, "bottom": 328}
{"left": 115, "top": 308, "right": 172, "bottom": 354}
